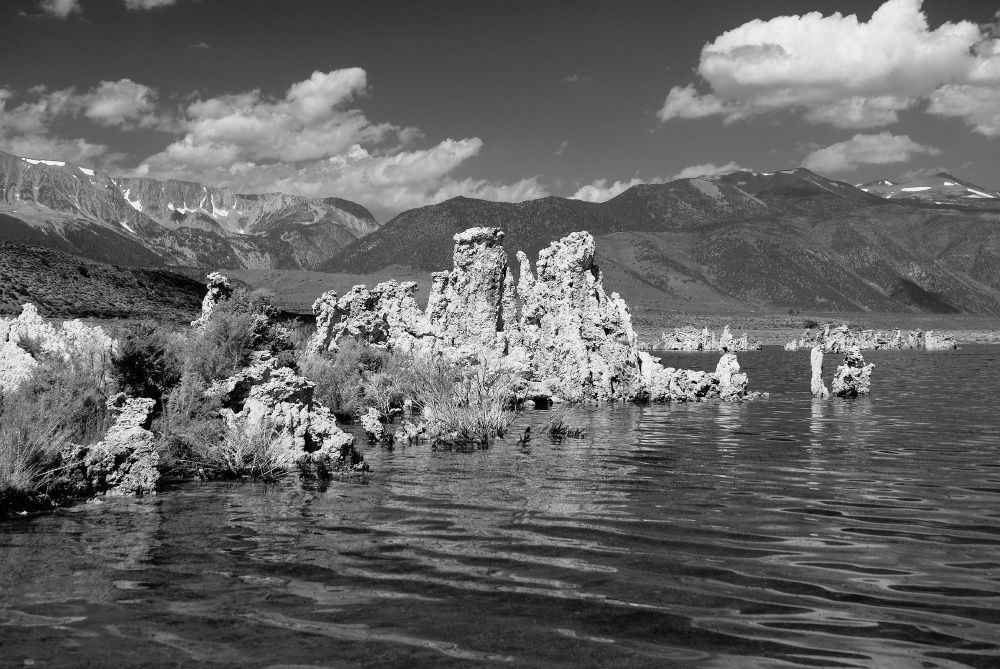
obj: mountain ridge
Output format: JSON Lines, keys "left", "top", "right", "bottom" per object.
{"left": 0, "top": 149, "right": 379, "bottom": 271}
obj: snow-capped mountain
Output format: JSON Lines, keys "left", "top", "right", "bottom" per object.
{"left": 859, "top": 173, "right": 1000, "bottom": 209}
{"left": 0, "top": 150, "right": 379, "bottom": 270}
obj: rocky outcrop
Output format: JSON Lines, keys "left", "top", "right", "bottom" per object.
{"left": 311, "top": 228, "right": 763, "bottom": 403}
{"left": 514, "top": 232, "right": 644, "bottom": 401}
{"left": 0, "top": 304, "right": 116, "bottom": 393}
{"left": 207, "top": 353, "right": 366, "bottom": 474}
{"left": 810, "top": 346, "right": 829, "bottom": 399}
{"left": 191, "top": 272, "right": 233, "bottom": 328}
{"left": 310, "top": 281, "right": 433, "bottom": 354}
{"left": 925, "top": 331, "right": 959, "bottom": 350}
{"left": 831, "top": 347, "right": 874, "bottom": 397}
{"left": 57, "top": 395, "right": 160, "bottom": 497}
{"left": 786, "top": 324, "right": 958, "bottom": 352}
{"left": 659, "top": 325, "right": 762, "bottom": 351}
{"left": 427, "top": 227, "right": 518, "bottom": 351}
{"left": 360, "top": 408, "right": 385, "bottom": 443}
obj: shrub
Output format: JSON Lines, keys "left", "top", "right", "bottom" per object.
{"left": 111, "top": 319, "right": 183, "bottom": 401}
{"left": 539, "top": 406, "right": 587, "bottom": 441}
{"left": 187, "top": 288, "right": 295, "bottom": 383}
{"left": 411, "top": 356, "right": 518, "bottom": 450}
{"left": 188, "top": 420, "right": 291, "bottom": 481}
{"left": 154, "top": 371, "right": 223, "bottom": 472}
{"left": 0, "top": 359, "right": 113, "bottom": 500}
{"left": 803, "top": 319, "right": 820, "bottom": 330}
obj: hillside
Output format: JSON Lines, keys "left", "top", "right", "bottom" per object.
{"left": 324, "top": 168, "right": 1000, "bottom": 314}
{"left": 0, "top": 241, "right": 205, "bottom": 320}
{"left": 0, "top": 150, "right": 379, "bottom": 271}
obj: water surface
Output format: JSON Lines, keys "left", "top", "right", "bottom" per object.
{"left": 2, "top": 347, "right": 1000, "bottom": 667}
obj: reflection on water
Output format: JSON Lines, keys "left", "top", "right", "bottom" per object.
{"left": 2, "top": 347, "right": 1000, "bottom": 667}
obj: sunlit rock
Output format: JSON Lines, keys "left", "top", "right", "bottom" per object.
{"left": 785, "top": 323, "right": 955, "bottom": 352}
{"left": 191, "top": 272, "right": 233, "bottom": 328}
{"left": 660, "top": 325, "right": 761, "bottom": 351}
{"left": 924, "top": 330, "right": 958, "bottom": 350}
{"left": 831, "top": 346, "right": 874, "bottom": 397}
{"left": 427, "top": 227, "right": 518, "bottom": 350}
{"left": 58, "top": 395, "right": 160, "bottom": 497}
{"left": 310, "top": 281, "right": 432, "bottom": 353}
{"left": 360, "top": 407, "right": 385, "bottom": 443}
{"left": 208, "top": 353, "right": 366, "bottom": 474}
{"left": 810, "top": 346, "right": 829, "bottom": 399}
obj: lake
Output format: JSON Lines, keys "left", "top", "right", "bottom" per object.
{"left": 2, "top": 346, "right": 1000, "bottom": 668}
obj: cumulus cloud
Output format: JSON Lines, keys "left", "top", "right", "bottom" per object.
{"left": 123, "top": 0, "right": 176, "bottom": 9}
{"left": 802, "top": 132, "right": 940, "bottom": 172}
{"left": 81, "top": 79, "right": 162, "bottom": 128}
{"left": 571, "top": 178, "right": 646, "bottom": 202}
{"left": 659, "top": 0, "right": 1000, "bottom": 134}
{"left": 2, "top": 69, "right": 546, "bottom": 217}
{"left": 37, "top": 0, "right": 80, "bottom": 18}
{"left": 927, "top": 84, "right": 1000, "bottom": 136}
{"left": 670, "top": 161, "right": 745, "bottom": 180}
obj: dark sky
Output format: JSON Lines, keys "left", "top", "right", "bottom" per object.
{"left": 2, "top": 0, "right": 998, "bottom": 220}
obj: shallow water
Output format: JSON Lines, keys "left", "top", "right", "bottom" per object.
{"left": 3, "top": 347, "right": 1000, "bottom": 668}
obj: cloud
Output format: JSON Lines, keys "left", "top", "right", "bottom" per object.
{"left": 123, "top": 0, "right": 176, "bottom": 9}
{"left": 670, "top": 161, "right": 745, "bottom": 180}
{"left": 802, "top": 132, "right": 940, "bottom": 172}
{"left": 2, "top": 70, "right": 546, "bottom": 217}
{"left": 659, "top": 0, "right": 1000, "bottom": 133}
{"left": 571, "top": 178, "right": 646, "bottom": 202}
{"left": 37, "top": 0, "right": 80, "bottom": 18}
{"left": 658, "top": 85, "right": 752, "bottom": 123}
{"left": 927, "top": 84, "right": 1000, "bottom": 136}
{"left": 563, "top": 73, "right": 594, "bottom": 84}
{"left": 81, "top": 79, "right": 161, "bottom": 128}
{"left": 554, "top": 140, "right": 567, "bottom": 156}
{"left": 803, "top": 96, "right": 914, "bottom": 128}
{"left": 189, "top": 41, "right": 210, "bottom": 49}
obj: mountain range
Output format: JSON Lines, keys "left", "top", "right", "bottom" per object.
{"left": 3, "top": 147, "right": 1000, "bottom": 315}
{"left": 326, "top": 168, "right": 1000, "bottom": 314}
{"left": 0, "top": 150, "right": 378, "bottom": 270}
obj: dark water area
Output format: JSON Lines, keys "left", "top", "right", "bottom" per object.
{"left": 3, "top": 347, "right": 1000, "bottom": 668}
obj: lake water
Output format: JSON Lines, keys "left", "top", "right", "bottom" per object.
{"left": 3, "top": 347, "right": 1000, "bottom": 668}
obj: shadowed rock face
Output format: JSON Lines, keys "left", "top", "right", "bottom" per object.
{"left": 311, "top": 227, "right": 763, "bottom": 403}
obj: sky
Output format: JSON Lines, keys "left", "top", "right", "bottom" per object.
{"left": 1, "top": 0, "right": 998, "bottom": 221}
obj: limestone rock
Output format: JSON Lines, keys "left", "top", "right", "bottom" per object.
{"left": 785, "top": 324, "right": 949, "bottom": 352}
{"left": 360, "top": 407, "right": 385, "bottom": 443}
{"left": 306, "top": 227, "right": 763, "bottom": 404}
{"left": 831, "top": 347, "right": 874, "bottom": 397}
{"left": 191, "top": 272, "right": 233, "bottom": 328}
{"left": 396, "top": 420, "right": 426, "bottom": 444}
{"left": 660, "top": 325, "right": 761, "bottom": 352}
{"left": 810, "top": 346, "right": 829, "bottom": 399}
{"left": 310, "top": 281, "right": 433, "bottom": 354}
{"left": 924, "top": 330, "right": 958, "bottom": 350}
{"left": 58, "top": 395, "right": 160, "bottom": 497}
{"left": 208, "top": 354, "right": 366, "bottom": 474}
{"left": 517, "top": 232, "right": 643, "bottom": 401}
{"left": 427, "top": 227, "right": 518, "bottom": 350}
